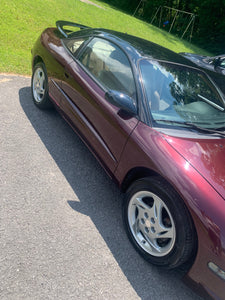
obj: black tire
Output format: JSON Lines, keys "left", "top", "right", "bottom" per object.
{"left": 31, "top": 62, "right": 52, "bottom": 109}
{"left": 122, "top": 176, "right": 197, "bottom": 269}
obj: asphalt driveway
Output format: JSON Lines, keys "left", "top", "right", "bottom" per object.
{"left": 0, "top": 74, "right": 203, "bottom": 300}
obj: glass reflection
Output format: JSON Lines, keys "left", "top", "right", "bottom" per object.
{"left": 140, "top": 60, "right": 225, "bottom": 129}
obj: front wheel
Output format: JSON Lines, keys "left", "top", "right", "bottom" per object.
{"left": 123, "top": 177, "right": 197, "bottom": 269}
{"left": 31, "top": 62, "right": 52, "bottom": 109}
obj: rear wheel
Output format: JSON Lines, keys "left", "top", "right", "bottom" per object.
{"left": 123, "top": 177, "right": 197, "bottom": 269}
{"left": 31, "top": 62, "right": 52, "bottom": 109}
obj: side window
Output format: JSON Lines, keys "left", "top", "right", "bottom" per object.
{"left": 63, "top": 38, "right": 86, "bottom": 55}
{"left": 79, "top": 38, "right": 136, "bottom": 98}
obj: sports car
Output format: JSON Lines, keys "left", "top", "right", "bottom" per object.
{"left": 31, "top": 21, "right": 225, "bottom": 300}
{"left": 180, "top": 52, "right": 225, "bottom": 96}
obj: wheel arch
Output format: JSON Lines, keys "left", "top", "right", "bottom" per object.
{"left": 120, "top": 166, "right": 197, "bottom": 219}
{"left": 121, "top": 167, "right": 161, "bottom": 193}
{"left": 32, "top": 55, "right": 44, "bottom": 70}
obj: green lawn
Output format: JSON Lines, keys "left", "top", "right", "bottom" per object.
{"left": 0, "top": 0, "right": 211, "bottom": 75}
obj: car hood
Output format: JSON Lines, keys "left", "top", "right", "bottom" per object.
{"left": 164, "top": 135, "right": 225, "bottom": 199}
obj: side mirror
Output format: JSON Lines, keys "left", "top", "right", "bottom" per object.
{"left": 105, "top": 90, "right": 137, "bottom": 116}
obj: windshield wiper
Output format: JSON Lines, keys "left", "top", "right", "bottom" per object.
{"left": 198, "top": 94, "right": 224, "bottom": 111}
{"left": 155, "top": 119, "right": 225, "bottom": 137}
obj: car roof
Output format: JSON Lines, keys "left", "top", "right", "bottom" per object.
{"left": 66, "top": 27, "right": 195, "bottom": 66}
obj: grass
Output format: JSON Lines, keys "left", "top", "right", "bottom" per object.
{"left": 0, "top": 0, "right": 211, "bottom": 75}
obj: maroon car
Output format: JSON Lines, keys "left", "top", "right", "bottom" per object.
{"left": 31, "top": 21, "right": 225, "bottom": 300}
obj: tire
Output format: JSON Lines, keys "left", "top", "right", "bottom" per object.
{"left": 31, "top": 62, "right": 52, "bottom": 109}
{"left": 123, "top": 177, "right": 197, "bottom": 269}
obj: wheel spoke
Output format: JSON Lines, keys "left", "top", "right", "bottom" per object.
{"left": 132, "top": 216, "right": 139, "bottom": 235}
{"left": 37, "top": 87, "right": 45, "bottom": 95}
{"left": 132, "top": 197, "right": 152, "bottom": 213}
{"left": 142, "top": 231, "right": 162, "bottom": 253}
{"left": 153, "top": 196, "right": 163, "bottom": 220}
{"left": 39, "top": 74, "right": 45, "bottom": 86}
{"left": 157, "top": 227, "right": 174, "bottom": 239}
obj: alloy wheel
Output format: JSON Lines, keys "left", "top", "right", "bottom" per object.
{"left": 128, "top": 191, "right": 176, "bottom": 257}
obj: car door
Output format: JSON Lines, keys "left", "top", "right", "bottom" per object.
{"left": 60, "top": 37, "right": 138, "bottom": 175}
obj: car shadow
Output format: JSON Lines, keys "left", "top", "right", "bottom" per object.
{"left": 19, "top": 86, "right": 202, "bottom": 300}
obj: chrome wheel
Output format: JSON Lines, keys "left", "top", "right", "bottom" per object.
{"left": 128, "top": 190, "right": 176, "bottom": 257}
{"left": 31, "top": 63, "right": 52, "bottom": 109}
{"left": 32, "top": 67, "right": 46, "bottom": 103}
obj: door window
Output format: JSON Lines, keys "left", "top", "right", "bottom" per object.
{"left": 79, "top": 38, "right": 136, "bottom": 98}
{"left": 63, "top": 38, "right": 87, "bottom": 55}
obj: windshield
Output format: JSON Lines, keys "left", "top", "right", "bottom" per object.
{"left": 140, "top": 60, "right": 225, "bottom": 129}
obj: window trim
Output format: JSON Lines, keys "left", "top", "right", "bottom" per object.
{"left": 61, "top": 36, "right": 91, "bottom": 59}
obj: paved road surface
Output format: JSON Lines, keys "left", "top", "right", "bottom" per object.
{"left": 0, "top": 74, "right": 203, "bottom": 299}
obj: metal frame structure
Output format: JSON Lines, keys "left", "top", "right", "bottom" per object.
{"left": 151, "top": 6, "right": 196, "bottom": 41}
{"left": 133, "top": 0, "right": 146, "bottom": 17}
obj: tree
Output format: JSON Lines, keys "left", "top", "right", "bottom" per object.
{"left": 103, "top": 0, "right": 225, "bottom": 53}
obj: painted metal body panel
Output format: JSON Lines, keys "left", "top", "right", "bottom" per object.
{"left": 116, "top": 122, "right": 225, "bottom": 299}
{"left": 165, "top": 136, "right": 225, "bottom": 198}
{"left": 60, "top": 60, "right": 138, "bottom": 173}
